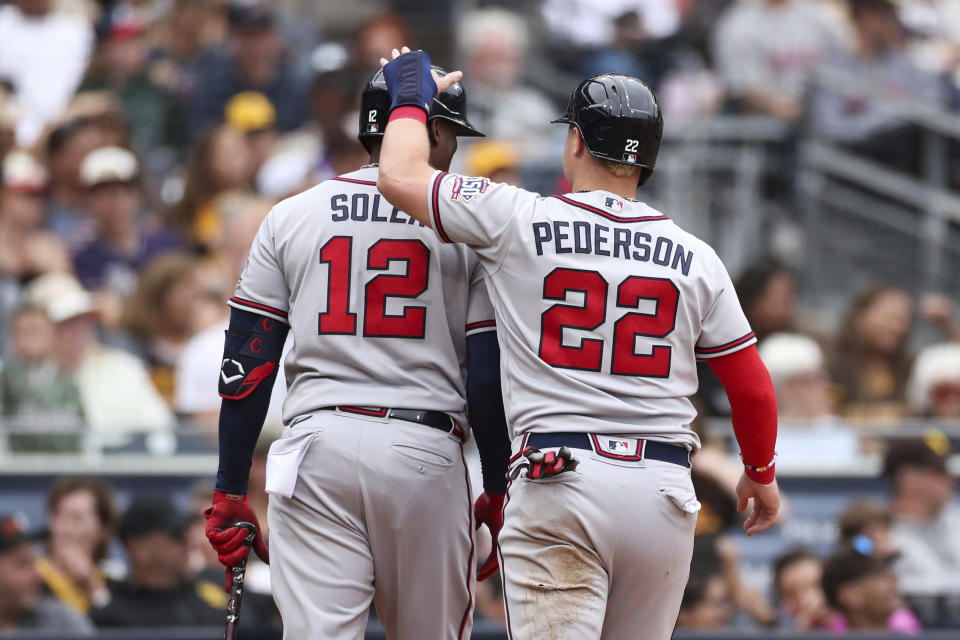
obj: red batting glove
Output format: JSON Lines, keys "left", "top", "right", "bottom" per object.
{"left": 203, "top": 491, "right": 269, "bottom": 589}
{"left": 474, "top": 492, "right": 505, "bottom": 581}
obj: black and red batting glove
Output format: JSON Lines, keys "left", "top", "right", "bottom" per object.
{"left": 510, "top": 446, "right": 579, "bottom": 480}
{"left": 204, "top": 491, "right": 269, "bottom": 590}
{"left": 474, "top": 492, "right": 505, "bottom": 581}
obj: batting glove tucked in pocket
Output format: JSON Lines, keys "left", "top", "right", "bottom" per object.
{"left": 509, "top": 446, "right": 580, "bottom": 480}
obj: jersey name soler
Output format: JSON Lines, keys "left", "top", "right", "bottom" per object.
{"left": 230, "top": 167, "right": 495, "bottom": 429}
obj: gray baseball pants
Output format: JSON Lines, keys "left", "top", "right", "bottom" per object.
{"left": 266, "top": 410, "right": 475, "bottom": 639}
{"left": 498, "top": 434, "right": 699, "bottom": 640}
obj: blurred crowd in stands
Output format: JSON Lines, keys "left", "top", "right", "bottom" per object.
{"left": 0, "top": 0, "right": 958, "bottom": 635}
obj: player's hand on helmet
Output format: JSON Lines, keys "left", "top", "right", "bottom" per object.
{"left": 509, "top": 446, "right": 579, "bottom": 480}
{"left": 736, "top": 474, "right": 780, "bottom": 536}
{"left": 204, "top": 491, "right": 269, "bottom": 589}
{"left": 378, "top": 46, "right": 463, "bottom": 95}
{"left": 474, "top": 492, "right": 505, "bottom": 581}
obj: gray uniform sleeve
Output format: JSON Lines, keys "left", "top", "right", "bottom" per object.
{"left": 695, "top": 257, "right": 757, "bottom": 359}
{"left": 427, "top": 170, "right": 539, "bottom": 271}
{"left": 228, "top": 208, "right": 290, "bottom": 324}
{"left": 465, "top": 257, "right": 496, "bottom": 337}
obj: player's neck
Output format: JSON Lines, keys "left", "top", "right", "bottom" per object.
{"left": 570, "top": 169, "right": 639, "bottom": 202}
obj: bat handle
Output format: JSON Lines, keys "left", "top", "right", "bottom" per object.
{"left": 223, "top": 521, "right": 257, "bottom": 640}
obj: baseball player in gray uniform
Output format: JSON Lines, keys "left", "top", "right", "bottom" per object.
{"left": 374, "top": 49, "right": 782, "bottom": 639}
{"left": 202, "top": 68, "right": 512, "bottom": 640}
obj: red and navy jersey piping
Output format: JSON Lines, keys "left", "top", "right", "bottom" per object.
{"left": 331, "top": 176, "right": 377, "bottom": 186}
{"left": 431, "top": 171, "right": 453, "bottom": 243}
{"left": 695, "top": 331, "right": 756, "bottom": 355}
{"left": 550, "top": 194, "right": 669, "bottom": 223}
{"left": 228, "top": 296, "right": 289, "bottom": 320}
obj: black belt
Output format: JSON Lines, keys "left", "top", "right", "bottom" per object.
{"left": 329, "top": 406, "right": 461, "bottom": 437}
{"left": 526, "top": 432, "right": 690, "bottom": 468}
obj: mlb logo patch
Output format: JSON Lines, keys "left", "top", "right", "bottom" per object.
{"left": 451, "top": 176, "right": 490, "bottom": 202}
{"left": 594, "top": 435, "right": 643, "bottom": 459}
{"left": 623, "top": 153, "right": 637, "bottom": 164}
{"left": 604, "top": 197, "right": 624, "bottom": 213}
{"left": 367, "top": 123, "right": 379, "bottom": 133}
{"left": 607, "top": 439, "right": 631, "bottom": 453}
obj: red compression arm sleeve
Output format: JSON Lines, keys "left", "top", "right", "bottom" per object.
{"left": 706, "top": 345, "right": 778, "bottom": 484}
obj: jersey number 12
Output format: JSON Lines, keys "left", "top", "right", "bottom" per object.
{"left": 539, "top": 268, "right": 679, "bottom": 377}
{"left": 318, "top": 236, "right": 429, "bottom": 338}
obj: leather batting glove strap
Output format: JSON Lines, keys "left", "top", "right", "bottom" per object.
{"left": 474, "top": 492, "right": 505, "bottom": 581}
{"left": 509, "top": 446, "right": 579, "bottom": 480}
{"left": 382, "top": 50, "right": 436, "bottom": 113}
{"left": 203, "top": 491, "right": 269, "bottom": 571}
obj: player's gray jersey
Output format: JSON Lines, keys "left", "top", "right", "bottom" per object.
{"left": 230, "top": 167, "right": 495, "bottom": 430}
{"left": 427, "top": 171, "right": 756, "bottom": 449}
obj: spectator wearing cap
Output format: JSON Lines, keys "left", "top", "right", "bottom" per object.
{"left": 79, "top": 6, "right": 179, "bottom": 159}
{"left": 713, "top": 0, "right": 842, "bottom": 121}
{"left": 885, "top": 435, "right": 960, "bottom": 593}
{"left": 25, "top": 272, "right": 174, "bottom": 440}
{"left": 907, "top": 343, "right": 960, "bottom": 419}
{"left": 90, "top": 495, "right": 225, "bottom": 628}
{"left": 759, "top": 333, "right": 834, "bottom": 419}
{"left": 0, "top": 0, "right": 93, "bottom": 147}
{"left": 187, "top": 1, "right": 308, "bottom": 136}
{"left": 0, "top": 150, "right": 72, "bottom": 282}
{"left": 0, "top": 513, "right": 94, "bottom": 634}
{"left": 36, "top": 478, "right": 116, "bottom": 615}
{"left": 772, "top": 548, "right": 836, "bottom": 630}
{"left": 225, "top": 90, "right": 278, "bottom": 177}
{"left": 0, "top": 150, "right": 71, "bottom": 353}
{"left": 45, "top": 118, "right": 108, "bottom": 250}
{"left": 72, "top": 146, "right": 181, "bottom": 326}
{"left": 464, "top": 139, "right": 520, "bottom": 185}
{"left": 822, "top": 539, "right": 921, "bottom": 632}
{"left": 759, "top": 333, "right": 860, "bottom": 466}
{"left": 0, "top": 303, "right": 84, "bottom": 450}
{"left": 812, "top": 0, "right": 943, "bottom": 173}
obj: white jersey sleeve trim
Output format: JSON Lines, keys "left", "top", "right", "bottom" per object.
{"left": 227, "top": 296, "right": 290, "bottom": 325}
{"left": 465, "top": 319, "right": 497, "bottom": 337}
{"left": 428, "top": 170, "right": 453, "bottom": 243}
{"left": 694, "top": 331, "right": 757, "bottom": 360}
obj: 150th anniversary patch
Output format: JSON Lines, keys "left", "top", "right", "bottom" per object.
{"left": 451, "top": 176, "right": 490, "bottom": 202}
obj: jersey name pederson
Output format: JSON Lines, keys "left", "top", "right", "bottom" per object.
{"left": 532, "top": 221, "right": 693, "bottom": 276}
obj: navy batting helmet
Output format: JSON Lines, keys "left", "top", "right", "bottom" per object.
{"left": 358, "top": 67, "right": 485, "bottom": 152}
{"left": 552, "top": 74, "right": 663, "bottom": 186}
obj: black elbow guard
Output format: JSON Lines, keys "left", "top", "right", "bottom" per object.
{"left": 219, "top": 308, "right": 288, "bottom": 400}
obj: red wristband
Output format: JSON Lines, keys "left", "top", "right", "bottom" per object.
{"left": 389, "top": 105, "right": 428, "bottom": 126}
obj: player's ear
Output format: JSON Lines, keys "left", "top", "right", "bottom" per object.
{"left": 569, "top": 126, "right": 586, "bottom": 157}
{"left": 427, "top": 118, "right": 440, "bottom": 148}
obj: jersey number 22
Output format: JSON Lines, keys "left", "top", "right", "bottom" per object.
{"left": 539, "top": 268, "right": 679, "bottom": 377}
